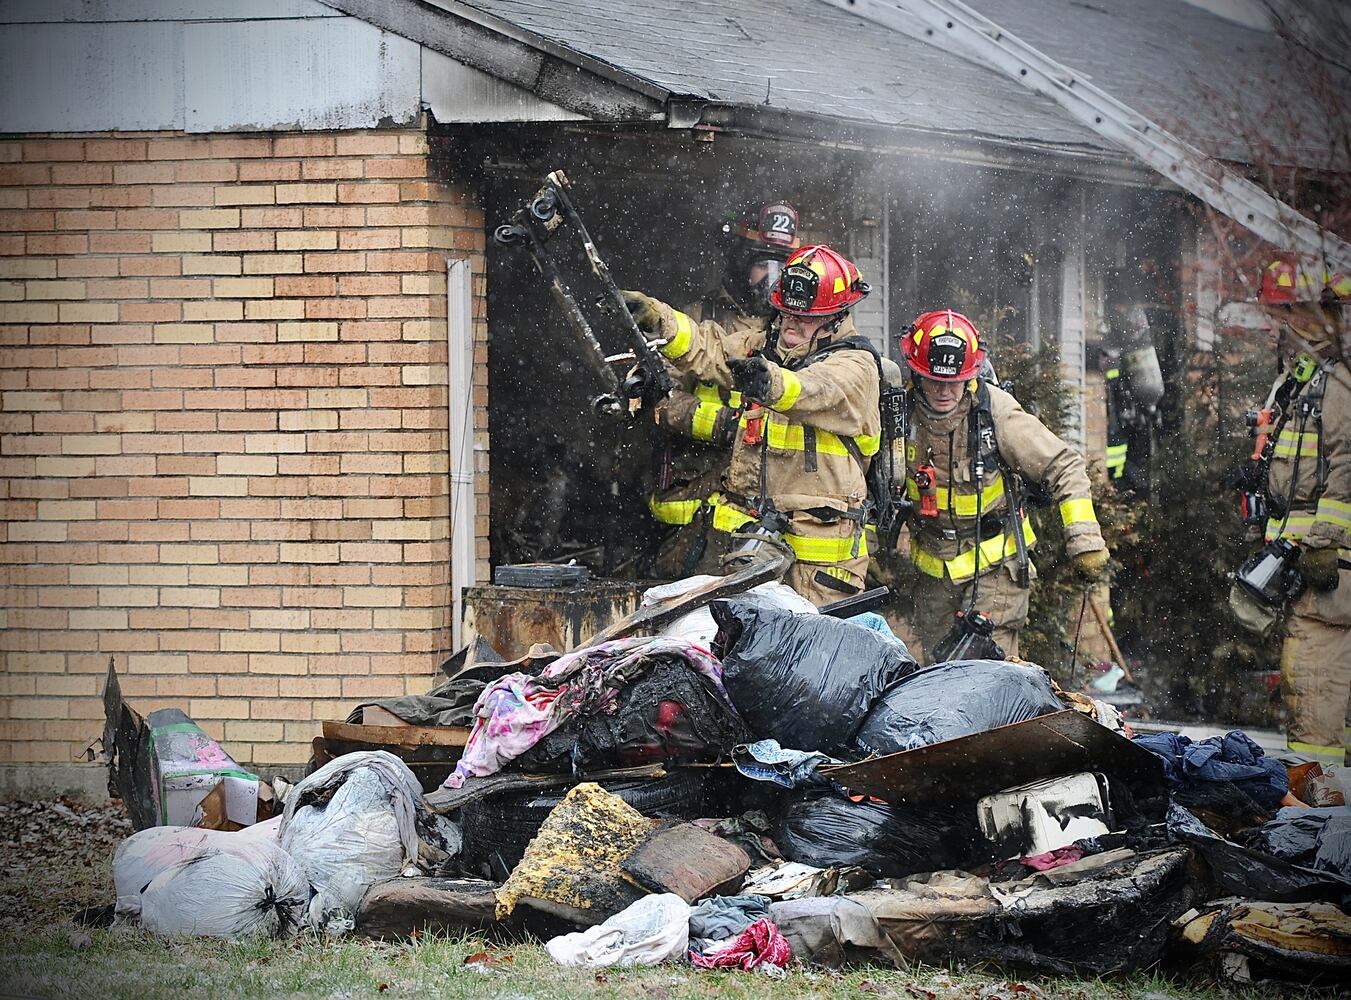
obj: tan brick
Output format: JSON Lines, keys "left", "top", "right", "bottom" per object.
{"left": 56, "top": 302, "right": 118, "bottom": 323}
{"left": 276, "top": 230, "right": 337, "bottom": 251}
{"left": 342, "top": 586, "right": 402, "bottom": 607}
{"left": 181, "top": 254, "right": 242, "bottom": 276}
{"left": 275, "top": 182, "right": 337, "bottom": 204}
{"left": 279, "top": 542, "right": 338, "bottom": 564}
{"left": 159, "top": 543, "right": 219, "bottom": 564}
{"left": 221, "top": 631, "right": 281, "bottom": 653}
{"left": 243, "top": 432, "right": 305, "bottom": 454}
{"left": 247, "top": 653, "right": 308, "bottom": 675}
{"left": 274, "top": 135, "right": 336, "bottom": 158}
{"left": 303, "top": 249, "right": 367, "bottom": 272}
{"left": 62, "top": 434, "right": 120, "bottom": 455}
{"left": 214, "top": 277, "right": 273, "bottom": 298}
{"left": 160, "top": 587, "right": 220, "bottom": 608}
{"left": 242, "top": 253, "right": 304, "bottom": 275}
{"left": 221, "top": 720, "right": 283, "bottom": 742}
{"left": 281, "top": 632, "right": 341, "bottom": 654}
{"left": 278, "top": 410, "right": 338, "bottom": 431}
{"left": 179, "top": 208, "right": 240, "bottom": 229}
{"left": 68, "top": 609, "right": 128, "bottom": 630}
{"left": 151, "top": 231, "right": 213, "bottom": 254}
{"left": 188, "top": 476, "right": 248, "bottom": 496}
{"left": 37, "top": 500, "right": 96, "bottom": 520}
{"left": 97, "top": 586, "right": 158, "bottom": 607}
{"left": 190, "top": 699, "right": 249, "bottom": 720}
{"left": 0, "top": 302, "right": 58, "bottom": 323}
{"left": 243, "top": 299, "right": 304, "bottom": 320}
{"left": 239, "top": 160, "right": 299, "bottom": 182}
{"left": 25, "top": 280, "right": 86, "bottom": 301}
{"left": 214, "top": 185, "right": 275, "bottom": 206}
{"left": 0, "top": 258, "right": 58, "bottom": 278}
{"left": 208, "top": 137, "right": 271, "bottom": 159}
{"left": 183, "top": 300, "right": 243, "bottom": 321}
{"left": 216, "top": 454, "right": 277, "bottom": 476}
{"left": 4, "top": 391, "right": 62, "bottom": 412}
{"left": 188, "top": 564, "right": 248, "bottom": 587}
{"left": 152, "top": 323, "right": 214, "bottom": 344}
{"left": 338, "top": 182, "right": 400, "bottom": 204}
{"left": 277, "top": 321, "right": 337, "bottom": 341}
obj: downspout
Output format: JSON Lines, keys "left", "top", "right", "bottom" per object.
{"left": 447, "top": 258, "right": 477, "bottom": 649}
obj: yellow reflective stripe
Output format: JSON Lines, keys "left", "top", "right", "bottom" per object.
{"left": 690, "top": 400, "right": 722, "bottom": 442}
{"left": 728, "top": 390, "right": 742, "bottom": 408}
{"left": 710, "top": 499, "right": 756, "bottom": 533}
{"left": 707, "top": 498, "right": 867, "bottom": 563}
{"left": 1106, "top": 444, "right": 1127, "bottom": 477}
{"left": 771, "top": 369, "right": 802, "bottom": 412}
{"left": 693, "top": 381, "right": 721, "bottom": 403}
{"left": 1273, "top": 442, "right": 1320, "bottom": 458}
{"left": 1315, "top": 497, "right": 1351, "bottom": 530}
{"left": 911, "top": 517, "right": 1037, "bottom": 582}
{"left": 782, "top": 530, "right": 868, "bottom": 563}
{"left": 662, "top": 310, "right": 694, "bottom": 359}
{"left": 853, "top": 432, "right": 881, "bottom": 457}
{"left": 905, "top": 476, "right": 1006, "bottom": 516}
{"left": 1287, "top": 740, "right": 1345, "bottom": 764}
{"left": 758, "top": 415, "right": 879, "bottom": 459}
{"left": 1060, "top": 497, "right": 1097, "bottom": 527}
{"left": 1268, "top": 513, "right": 1317, "bottom": 541}
{"left": 648, "top": 494, "right": 704, "bottom": 525}
{"left": 1104, "top": 368, "right": 1120, "bottom": 380}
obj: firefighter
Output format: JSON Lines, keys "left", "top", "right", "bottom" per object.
{"left": 899, "top": 310, "right": 1109, "bottom": 661}
{"left": 624, "top": 244, "right": 880, "bottom": 606}
{"left": 648, "top": 202, "right": 801, "bottom": 578}
{"left": 1246, "top": 258, "right": 1351, "bottom": 765}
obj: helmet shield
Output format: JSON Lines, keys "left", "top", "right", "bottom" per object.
{"left": 776, "top": 262, "right": 822, "bottom": 315}
{"left": 926, "top": 331, "right": 969, "bottom": 379}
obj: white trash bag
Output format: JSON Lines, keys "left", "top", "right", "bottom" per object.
{"left": 279, "top": 751, "right": 423, "bottom": 920}
{"left": 138, "top": 839, "right": 309, "bottom": 939}
{"left": 112, "top": 826, "right": 309, "bottom": 937}
{"left": 545, "top": 893, "right": 691, "bottom": 968}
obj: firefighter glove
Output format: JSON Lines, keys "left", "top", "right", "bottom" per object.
{"left": 622, "top": 290, "right": 662, "bottom": 335}
{"left": 728, "top": 356, "right": 774, "bottom": 403}
{"left": 1299, "top": 546, "right": 1341, "bottom": 591}
{"left": 1072, "top": 548, "right": 1110, "bottom": 581}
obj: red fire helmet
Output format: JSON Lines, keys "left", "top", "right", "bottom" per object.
{"left": 768, "top": 244, "right": 870, "bottom": 317}
{"left": 1260, "top": 256, "right": 1349, "bottom": 306}
{"left": 903, "top": 309, "right": 986, "bottom": 382}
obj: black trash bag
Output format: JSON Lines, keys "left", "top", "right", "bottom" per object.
{"left": 852, "top": 659, "right": 1063, "bottom": 755}
{"left": 1168, "top": 804, "right": 1351, "bottom": 904}
{"left": 775, "top": 791, "right": 974, "bottom": 878}
{"left": 711, "top": 600, "right": 918, "bottom": 755}
{"left": 514, "top": 656, "right": 750, "bottom": 773}
{"left": 1253, "top": 806, "right": 1351, "bottom": 879}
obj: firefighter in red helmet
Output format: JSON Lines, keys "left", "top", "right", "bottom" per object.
{"left": 897, "top": 309, "right": 1108, "bottom": 661}
{"left": 625, "top": 244, "right": 881, "bottom": 606}
{"left": 647, "top": 202, "right": 802, "bottom": 579}
{"left": 1231, "top": 256, "right": 1351, "bottom": 765}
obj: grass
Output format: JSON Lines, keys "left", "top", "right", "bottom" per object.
{"left": 0, "top": 799, "right": 1314, "bottom": 1000}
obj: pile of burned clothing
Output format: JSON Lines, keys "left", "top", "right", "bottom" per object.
{"left": 96, "top": 584, "right": 1350, "bottom": 987}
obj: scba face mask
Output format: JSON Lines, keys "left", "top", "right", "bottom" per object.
{"left": 744, "top": 258, "right": 783, "bottom": 316}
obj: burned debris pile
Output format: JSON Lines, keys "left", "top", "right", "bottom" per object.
{"left": 93, "top": 580, "right": 1349, "bottom": 989}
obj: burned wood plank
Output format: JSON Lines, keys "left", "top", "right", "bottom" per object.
{"left": 356, "top": 877, "right": 501, "bottom": 940}
{"left": 623, "top": 822, "right": 751, "bottom": 902}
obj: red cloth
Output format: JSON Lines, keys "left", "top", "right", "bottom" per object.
{"left": 690, "top": 918, "right": 792, "bottom": 971}
{"left": 1020, "top": 845, "right": 1086, "bottom": 871}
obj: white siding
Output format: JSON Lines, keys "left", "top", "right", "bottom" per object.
{"left": 0, "top": 0, "right": 585, "bottom": 134}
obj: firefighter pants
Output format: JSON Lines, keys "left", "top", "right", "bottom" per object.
{"left": 651, "top": 508, "right": 731, "bottom": 580}
{"left": 1281, "top": 565, "right": 1351, "bottom": 765}
{"left": 910, "top": 561, "right": 1030, "bottom": 665}
{"left": 786, "top": 555, "right": 870, "bottom": 609}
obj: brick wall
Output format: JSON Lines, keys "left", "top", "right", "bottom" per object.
{"left": 0, "top": 127, "right": 488, "bottom": 766}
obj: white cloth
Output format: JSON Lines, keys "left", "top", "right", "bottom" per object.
{"left": 545, "top": 894, "right": 691, "bottom": 968}
{"left": 647, "top": 576, "right": 817, "bottom": 647}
